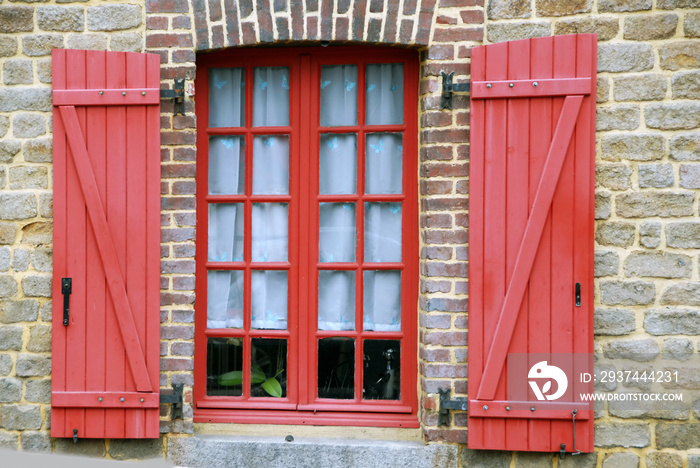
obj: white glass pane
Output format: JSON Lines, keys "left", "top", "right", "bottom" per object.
{"left": 208, "top": 204, "right": 244, "bottom": 262}
{"left": 253, "top": 135, "right": 289, "bottom": 195}
{"left": 253, "top": 67, "right": 290, "bottom": 127}
{"left": 319, "top": 134, "right": 357, "bottom": 195}
{"left": 364, "top": 203, "right": 401, "bottom": 262}
{"left": 252, "top": 271, "right": 288, "bottom": 330}
{"left": 320, "top": 65, "right": 358, "bottom": 127}
{"left": 319, "top": 203, "right": 356, "bottom": 263}
{"left": 318, "top": 271, "right": 355, "bottom": 331}
{"left": 252, "top": 203, "right": 288, "bottom": 262}
{"left": 363, "top": 270, "right": 401, "bottom": 332}
{"left": 365, "top": 63, "right": 403, "bottom": 125}
{"left": 209, "top": 68, "right": 245, "bottom": 128}
{"left": 207, "top": 271, "right": 244, "bottom": 329}
{"left": 365, "top": 133, "right": 403, "bottom": 195}
{"left": 209, "top": 136, "right": 245, "bottom": 195}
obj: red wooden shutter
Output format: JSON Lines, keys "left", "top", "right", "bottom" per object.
{"left": 51, "top": 49, "right": 161, "bottom": 439}
{"left": 468, "top": 34, "right": 596, "bottom": 452}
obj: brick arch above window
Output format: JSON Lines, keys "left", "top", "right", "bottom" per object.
{"left": 187, "top": 0, "right": 437, "bottom": 51}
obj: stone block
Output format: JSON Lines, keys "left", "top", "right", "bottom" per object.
{"left": 0, "top": 140, "right": 21, "bottom": 163}
{"left": 39, "top": 194, "right": 52, "bottom": 218}
{"left": 37, "top": 5, "right": 84, "bottom": 32}
{"left": 663, "top": 337, "right": 693, "bottom": 361}
{"left": 12, "top": 249, "right": 29, "bottom": 271}
{"left": 488, "top": 0, "right": 529, "bottom": 19}
{"left": 0, "top": 36, "right": 18, "bottom": 57}
{"left": 601, "top": 134, "right": 664, "bottom": 161}
{"left": 65, "top": 33, "right": 107, "bottom": 51}
{"left": 691, "top": 455, "right": 700, "bottom": 468}
{"left": 646, "top": 452, "right": 681, "bottom": 468}
{"left": 658, "top": 0, "right": 700, "bottom": 8}
{"left": 660, "top": 282, "right": 700, "bottom": 306}
{"left": 39, "top": 301, "right": 51, "bottom": 322}
{"left": 646, "top": 102, "right": 700, "bottom": 130}
{"left": 513, "top": 452, "right": 554, "bottom": 467}
{"left": 609, "top": 396, "right": 689, "bottom": 420}
{"left": 603, "top": 338, "right": 659, "bottom": 362}
{"left": 536, "top": 0, "right": 590, "bottom": 17}
{"left": 0, "top": 354, "right": 12, "bottom": 375}
{"left": 0, "top": 431, "right": 18, "bottom": 449}
{"left": 624, "top": 251, "right": 691, "bottom": 278}
{"left": 55, "top": 439, "right": 106, "bottom": 458}
{"left": 0, "top": 299, "right": 39, "bottom": 323}
{"left": 596, "top": 163, "right": 631, "bottom": 190}
{"left": 680, "top": 164, "right": 700, "bottom": 188}
{"left": 87, "top": 5, "right": 141, "bottom": 31}
{"left": 656, "top": 423, "right": 700, "bottom": 449}
{"left": 0, "top": 88, "right": 52, "bottom": 112}
{"left": 27, "top": 324, "right": 51, "bottom": 352}
{"left": 595, "top": 251, "right": 619, "bottom": 277}
{"left": 638, "top": 163, "right": 673, "bottom": 188}
{"left": 598, "top": 0, "right": 650, "bottom": 12}
{"left": 595, "top": 221, "right": 635, "bottom": 247}
{"left": 595, "top": 422, "right": 650, "bottom": 447}
{"left": 602, "top": 453, "right": 638, "bottom": 468}
{"left": 21, "top": 222, "right": 52, "bottom": 246}
{"left": 21, "top": 431, "right": 52, "bottom": 452}
{"left": 0, "top": 378, "right": 21, "bottom": 403}
{"left": 686, "top": 12, "right": 700, "bottom": 38}
{"left": 24, "top": 138, "right": 52, "bottom": 163}
{"left": 600, "top": 280, "right": 654, "bottom": 305}
{"left": 0, "top": 6, "right": 34, "bottom": 33}
{"left": 9, "top": 166, "right": 48, "bottom": 190}
{"left": 15, "top": 354, "right": 51, "bottom": 377}
{"left": 12, "top": 114, "right": 46, "bottom": 139}
{"left": 624, "top": 14, "right": 678, "bottom": 41}
{"left": 645, "top": 309, "right": 700, "bottom": 335}
{"left": 596, "top": 105, "right": 640, "bottom": 131}
{"left": 639, "top": 221, "right": 661, "bottom": 248}
{"left": 666, "top": 222, "right": 700, "bottom": 248}
{"left": 670, "top": 133, "right": 700, "bottom": 161}
{"left": 672, "top": 70, "right": 700, "bottom": 99}
{"left": 37, "top": 59, "right": 52, "bottom": 84}
{"left": 0, "top": 276, "right": 18, "bottom": 299}
{"left": 594, "top": 308, "right": 635, "bottom": 335}
{"left": 111, "top": 33, "right": 143, "bottom": 53}
{"left": 0, "top": 116, "right": 8, "bottom": 138}
{"left": 616, "top": 192, "right": 694, "bottom": 218}
{"left": 487, "top": 22, "right": 551, "bottom": 43}
{"left": 598, "top": 43, "right": 654, "bottom": 72}
{"left": 558, "top": 452, "right": 598, "bottom": 468}
{"left": 0, "top": 405, "right": 42, "bottom": 430}
{"left": 659, "top": 41, "right": 700, "bottom": 70}
{"left": 24, "top": 378, "right": 51, "bottom": 403}
{"left": 108, "top": 438, "right": 164, "bottom": 460}
{"left": 32, "top": 247, "right": 52, "bottom": 272}
{"left": 0, "top": 247, "right": 8, "bottom": 272}
{"left": 22, "top": 35, "right": 64, "bottom": 57}
{"left": 3, "top": 60, "right": 32, "bottom": 85}
{"left": 22, "top": 275, "right": 51, "bottom": 297}
{"left": 595, "top": 191, "right": 611, "bottom": 219}
{"left": 554, "top": 17, "right": 619, "bottom": 41}
{"left": 597, "top": 77, "right": 610, "bottom": 102}
{"left": 613, "top": 74, "right": 667, "bottom": 101}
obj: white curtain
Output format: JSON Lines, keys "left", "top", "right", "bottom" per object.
{"left": 317, "top": 65, "right": 403, "bottom": 332}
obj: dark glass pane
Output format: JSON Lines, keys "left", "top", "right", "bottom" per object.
{"left": 250, "top": 338, "right": 287, "bottom": 398}
{"left": 363, "top": 340, "right": 400, "bottom": 400}
{"left": 206, "top": 337, "right": 244, "bottom": 397}
{"left": 318, "top": 337, "right": 355, "bottom": 399}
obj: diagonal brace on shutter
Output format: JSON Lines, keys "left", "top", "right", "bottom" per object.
{"left": 58, "top": 105, "right": 154, "bottom": 393}
{"left": 476, "top": 95, "right": 584, "bottom": 401}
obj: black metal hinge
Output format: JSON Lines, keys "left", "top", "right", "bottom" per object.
{"left": 160, "top": 383, "right": 184, "bottom": 419}
{"left": 441, "top": 72, "right": 471, "bottom": 110}
{"left": 438, "top": 388, "right": 469, "bottom": 426}
{"left": 160, "top": 79, "right": 186, "bottom": 116}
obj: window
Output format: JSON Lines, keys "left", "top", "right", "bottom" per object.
{"left": 194, "top": 47, "right": 418, "bottom": 426}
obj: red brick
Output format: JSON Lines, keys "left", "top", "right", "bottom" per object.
{"left": 276, "top": 17, "right": 290, "bottom": 41}
{"left": 424, "top": 331, "right": 467, "bottom": 346}
{"left": 420, "top": 313, "right": 452, "bottom": 329}
{"left": 455, "top": 246, "right": 468, "bottom": 260}
{"left": 151, "top": 50, "right": 169, "bottom": 64}
{"left": 456, "top": 111, "right": 469, "bottom": 126}
{"left": 161, "top": 213, "right": 171, "bottom": 226}
{"left": 423, "top": 262, "right": 468, "bottom": 277}
{"left": 415, "top": 12, "right": 432, "bottom": 44}
{"left": 172, "top": 50, "right": 196, "bottom": 64}
{"left": 454, "top": 282, "right": 468, "bottom": 295}
{"left": 420, "top": 179, "right": 453, "bottom": 195}
{"left": 423, "top": 62, "right": 470, "bottom": 77}
{"left": 421, "top": 111, "right": 452, "bottom": 127}
{"left": 454, "top": 315, "right": 468, "bottom": 329}
{"left": 433, "top": 27, "right": 483, "bottom": 42}
{"left": 173, "top": 148, "right": 196, "bottom": 161}
{"left": 241, "top": 22, "right": 256, "bottom": 44}
{"left": 172, "top": 15, "right": 192, "bottom": 29}
{"left": 453, "top": 412, "right": 468, "bottom": 427}
{"left": 399, "top": 19, "right": 414, "bottom": 43}
{"left": 423, "top": 230, "right": 468, "bottom": 244}
{"left": 162, "top": 197, "right": 196, "bottom": 211}
{"left": 335, "top": 17, "right": 349, "bottom": 40}
{"left": 291, "top": 0, "right": 303, "bottom": 39}
{"left": 352, "top": 0, "right": 368, "bottom": 40}
{"left": 257, "top": 0, "right": 274, "bottom": 42}
{"left": 161, "top": 325, "right": 195, "bottom": 340}
{"left": 161, "top": 260, "right": 196, "bottom": 274}
{"left": 161, "top": 131, "right": 196, "bottom": 146}
{"left": 457, "top": 45, "right": 472, "bottom": 59}
{"left": 421, "top": 163, "right": 469, "bottom": 177}
{"left": 421, "top": 395, "right": 438, "bottom": 410}
{"left": 147, "top": 16, "right": 168, "bottom": 30}
{"left": 439, "top": 0, "right": 482, "bottom": 6}
{"left": 160, "top": 358, "right": 194, "bottom": 371}
{"left": 455, "top": 180, "right": 469, "bottom": 194}
{"left": 161, "top": 246, "right": 170, "bottom": 258}
{"left": 421, "top": 245, "right": 452, "bottom": 259}
{"left": 421, "top": 197, "right": 468, "bottom": 211}
{"left": 171, "top": 341, "right": 195, "bottom": 356}
{"left": 457, "top": 144, "right": 469, "bottom": 159}
{"left": 161, "top": 228, "right": 195, "bottom": 243}
{"left": 403, "top": 0, "right": 417, "bottom": 14}
{"left": 161, "top": 66, "right": 196, "bottom": 80}
{"left": 162, "top": 163, "right": 196, "bottom": 178}
{"left": 173, "top": 277, "right": 196, "bottom": 291}
{"left": 160, "top": 277, "right": 170, "bottom": 289}
{"left": 174, "top": 212, "right": 196, "bottom": 226}
{"left": 172, "top": 181, "right": 196, "bottom": 195}
{"left": 454, "top": 348, "right": 467, "bottom": 363}
{"left": 161, "top": 182, "right": 170, "bottom": 196}
{"left": 161, "top": 148, "right": 171, "bottom": 162}
{"left": 421, "top": 129, "right": 468, "bottom": 144}
{"left": 306, "top": 15, "right": 318, "bottom": 39}
{"left": 460, "top": 9, "right": 483, "bottom": 24}
{"left": 436, "top": 15, "right": 457, "bottom": 24}
{"left": 424, "top": 429, "right": 467, "bottom": 444}
{"left": 173, "top": 244, "right": 196, "bottom": 258}
{"left": 146, "top": 33, "right": 194, "bottom": 48}
{"left": 420, "top": 280, "right": 451, "bottom": 293}
{"left": 147, "top": 0, "right": 190, "bottom": 13}
{"left": 367, "top": 17, "right": 382, "bottom": 42}
{"left": 420, "top": 347, "right": 451, "bottom": 362}
{"left": 421, "top": 212, "right": 453, "bottom": 228}
{"left": 454, "top": 380, "right": 467, "bottom": 394}
{"left": 425, "top": 364, "right": 467, "bottom": 378}
{"left": 320, "top": 0, "right": 333, "bottom": 40}
{"left": 420, "top": 146, "right": 452, "bottom": 161}
{"left": 161, "top": 116, "right": 171, "bottom": 130}
{"left": 419, "top": 78, "right": 440, "bottom": 95}
{"left": 421, "top": 377, "right": 452, "bottom": 393}
{"left": 421, "top": 95, "right": 443, "bottom": 111}
{"left": 209, "top": 0, "right": 222, "bottom": 21}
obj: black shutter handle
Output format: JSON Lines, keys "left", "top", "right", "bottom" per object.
{"left": 575, "top": 282, "right": 581, "bottom": 307}
{"left": 62, "top": 278, "right": 72, "bottom": 326}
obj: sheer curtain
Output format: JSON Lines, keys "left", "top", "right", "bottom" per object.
{"left": 317, "top": 64, "right": 403, "bottom": 332}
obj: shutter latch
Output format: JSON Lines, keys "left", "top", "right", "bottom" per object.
{"left": 438, "top": 388, "right": 469, "bottom": 425}
{"left": 160, "top": 383, "right": 184, "bottom": 419}
{"left": 62, "top": 278, "right": 72, "bottom": 326}
{"left": 160, "top": 79, "right": 186, "bottom": 116}
{"left": 441, "top": 72, "right": 471, "bottom": 110}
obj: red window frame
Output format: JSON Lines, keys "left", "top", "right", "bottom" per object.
{"left": 194, "top": 47, "right": 419, "bottom": 427}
